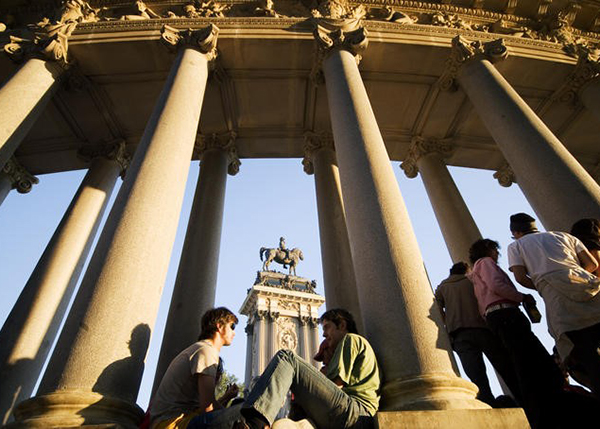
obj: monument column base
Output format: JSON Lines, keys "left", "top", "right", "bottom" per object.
{"left": 7, "top": 391, "right": 143, "bottom": 429}
{"left": 380, "top": 373, "right": 488, "bottom": 411}
{"left": 376, "top": 408, "right": 529, "bottom": 428}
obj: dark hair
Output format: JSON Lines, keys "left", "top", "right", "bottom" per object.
{"left": 469, "top": 239, "right": 500, "bottom": 264}
{"left": 510, "top": 213, "right": 538, "bottom": 234}
{"left": 320, "top": 308, "right": 358, "bottom": 334}
{"left": 198, "top": 307, "right": 238, "bottom": 341}
{"left": 449, "top": 262, "right": 469, "bottom": 275}
{"left": 571, "top": 218, "right": 600, "bottom": 251}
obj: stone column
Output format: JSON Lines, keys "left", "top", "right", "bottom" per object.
{"left": 310, "top": 317, "right": 320, "bottom": 368}
{"left": 10, "top": 25, "right": 220, "bottom": 428}
{"left": 0, "top": 143, "right": 126, "bottom": 425}
{"left": 303, "top": 132, "right": 363, "bottom": 333}
{"left": 244, "top": 324, "right": 254, "bottom": 391}
{"left": 299, "top": 316, "right": 310, "bottom": 361}
{"left": 0, "top": 156, "right": 39, "bottom": 206}
{"left": 255, "top": 311, "right": 267, "bottom": 375}
{"left": 314, "top": 23, "right": 483, "bottom": 411}
{"left": 443, "top": 36, "right": 600, "bottom": 231}
{"left": 152, "top": 132, "right": 239, "bottom": 393}
{"left": 401, "top": 137, "right": 482, "bottom": 264}
{"left": 0, "top": 0, "right": 95, "bottom": 169}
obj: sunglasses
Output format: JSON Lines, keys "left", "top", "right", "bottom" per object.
{"left": 230, "top": 323, "right": 236, "bottom": 331}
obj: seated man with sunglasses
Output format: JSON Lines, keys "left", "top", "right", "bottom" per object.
{"left": 150, "top": 307, "right": 241, "bottom": 429}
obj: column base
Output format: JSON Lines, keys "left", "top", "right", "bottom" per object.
{"left": 7, "top": 391, "right": 143, "bottom": 429}
{"left": 380, "top": 373, "right": 489, "bottom": 411}
{"left": 375, "top": 408, "right": 529, "bottom": 428}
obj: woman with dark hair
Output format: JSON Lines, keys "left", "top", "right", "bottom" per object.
{"left": 571, "top": 218, "right": 600, "bottom": 276}
{"left": 468, "top": 239, "right": 564, "bottom": 429}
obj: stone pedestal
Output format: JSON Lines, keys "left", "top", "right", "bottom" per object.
{"left": 375, "top": 408, "right": 529, "bottom": 428}
{"left": 10, "top": 26, "right": 219, "bottom": 428}
{"left": 240, "top": 271, "right": 325, "bottom": 389}
{"left": 0, "top": 154, "right": 122, "bottom": 425}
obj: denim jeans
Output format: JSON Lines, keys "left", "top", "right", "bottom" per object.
{"left": 187, "top": 403, "right": 242, "bottom": 429}
{"left": 243, "top": 350, "right": 373, "bottom": 429}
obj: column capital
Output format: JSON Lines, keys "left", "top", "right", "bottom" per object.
{"left": 302, "top": 131, "right": 335, "bottom": 175}
{"left": 1, "top": 0, "right": 99, "bottom": 67}
{"left": 438, "top": 36, "right": 508, "bottom": 92}
{"left": 195, "top": 131, "right": 240, "bottom": 176}
{"left": 493, "top": 162, "right": 517, "bottom": 187}
{"left": 400, "top": 136, "right": 453, "bottom": 178}
{"left": 160, "top": 24, "right": 219, "bottom": 61}
{"left": 78, "top": 139, "right": 131, "bottom": 177}
{"left": 551, "top": 52, "right": 600, "bottom": 104}
{"left": 311, "top": 23, "right": 368, "bottom": 85}
{"left": 2, "top": 156, "right": 39, "bottom": 194}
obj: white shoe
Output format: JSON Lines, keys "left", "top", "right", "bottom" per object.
{"left": 272, "top": 418, "right": 316, "bottom": 429}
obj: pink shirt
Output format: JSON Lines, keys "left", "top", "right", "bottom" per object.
{"left": 468, "top": 257, "right": 524, "bottom": 316}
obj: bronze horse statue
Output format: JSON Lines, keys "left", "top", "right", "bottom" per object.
{"left": 260, "top": 247, "right": 304, "bottom": 276}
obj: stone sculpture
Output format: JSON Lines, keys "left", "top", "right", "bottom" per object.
{"left": 260, "top": 238, "right": 304, "bottom": 275}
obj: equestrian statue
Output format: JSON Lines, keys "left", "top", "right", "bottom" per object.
{"left": 260, "top": 237, "right": 304, "bottom": 276}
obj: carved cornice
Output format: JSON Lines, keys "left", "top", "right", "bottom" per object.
{"left": 302, "top": 131, "right": 335, "bottom": 175}
{"left": 438, "top": 36, "right": 508, "bottom": 91}
{"left": 256, "top": 309, "right": 268, "bottom": 320}
{"left": 493, "top": 162, "right": 516, "bottom": 187}
{"left": 196, "top": 131, "right": 240, "bottom": 175}
{"left": 400, "top": 136, "right": 453, "bottom": 178}
{"left": 160, "top": 23, "right": 219, "bottom": 60}
{"left": 551, "top": 51, "right": 600, "bottom": 104}
{"left": 78, "top": 139, "right": 131, "bottom": 177}
{"left": 2, "top": 156, "right": 39, "bottom": 194}
{"left": 311, "top": 23, "right": 368, "bottom": 84}
{"left": 1, "top": 0, "right": 99, "bottom": 67}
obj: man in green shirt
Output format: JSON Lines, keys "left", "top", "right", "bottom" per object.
{"left": 240, "top": 309, "right": 381, "bottom": 429}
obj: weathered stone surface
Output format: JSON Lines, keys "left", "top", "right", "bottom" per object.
{"left": 375, "top": 408, "right": 529, "bottom": 428}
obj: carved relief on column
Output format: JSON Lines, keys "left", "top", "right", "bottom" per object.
{"left": 551, "top": 52, "right": 600, "bottom": 104}
{"left": 195, "top": 131, "right": 240, "bottom": 175}
{"left": 493, "top": 162, "right": 517, "bottom": 187}
{"left": 78, "top": 139, "right": 131, "bottom": 178}
{"left": 437, "top": 36, "right": 508, "bottom": 92}
{"left": 160, "top": 23, "right": 219, "bottom": 61}
{"left": 2, "top": 156, "right": 39, "bottom": 194}
{"left": 400, "top": 136, "right": 453, "bottom": 178}
{"left": 1, "top": 0, "right": 99, "bottom": 67}
{"left": 311, "top": 21, "right": 368, "bottom": 84}
{"left": 302, "top": 131, "right": 335, "bottom": 175}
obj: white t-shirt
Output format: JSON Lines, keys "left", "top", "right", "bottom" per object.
{"left": 507, "top": 231, "right": 587, "bottom": 284}
{"left": 151, "top": 340, "right": 220, "bottom": 424}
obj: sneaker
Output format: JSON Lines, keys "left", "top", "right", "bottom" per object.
{"left": 271, "top": 418, "right": 316, "bottom": 429}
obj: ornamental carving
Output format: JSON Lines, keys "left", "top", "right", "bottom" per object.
{"left": 1, "top": 157, "right": 39, "bottom": 194}
{"left": 160, "top": 23, "right": 219, "bottom": 61}
{"left": 278, "top": 300, "right": 300, "bottom": 311}
{"left": 438, "top": 36, "right": 508, "bottom": 92}
{"left": 551, "top": 52, "right": 600, "bottom": 104}
{"left": 195, "top": 131, "right": 241, "bottom": 176}
{"left": 278, "top": 328, "right": 298, "bottom": 350}
{"left": 493, "top": 162, "right": 517, "bottom": 187}
{"left": 302, "top": 131, "right": 335, "bottom": 175}
{"left": 400, "top": 136, "right": 453, "bottom": 178}
{"left": 78, "top": 139, "right": 131, "bottom": 177}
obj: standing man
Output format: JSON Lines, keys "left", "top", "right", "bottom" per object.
{"left": 507, "top": 213, "right": 600, "bottom": 398}
{"left": 435, "top": 262, "right": 521, "bottom": 406}
{"left": 151, "top": 307, "right": 241, "bottom": 429}
{"left": 240, "top": 308, "right": 380, "bottom": 429}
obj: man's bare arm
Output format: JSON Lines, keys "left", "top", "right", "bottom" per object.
{"left": 197, "top": 374, "right": 221, "bottom": 413}
{"left": 510, "top": 265, "right": 536, "bottom": 290}
{"left": 577, "top": 249, "right": 599, "bottom": 273}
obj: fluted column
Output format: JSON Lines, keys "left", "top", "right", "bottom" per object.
{"left": 443, "top": 36, "right": 600, "bottom": 231}
{"left": 152, "top": 132, "right": 240, "bottom": 393}
{"left": 0, "top": 156, "right": 39, "bottom": 206}
{"left": 10, "top": 25, "right": 220, "bottom": 429}
{"left": 303, "top": 132, "right": 362, "bottom": 332}
{"left": 255, "top": 311, "right": 267, "bottom": 375}
{"left": 401, "top": 137, "right": 482, "bottom": 264}
{"left": 314, "top": 22, "right": 483, "bottom": 411}
{"left": 244, "top": 324, "right": 254, "bottom": 391}
{"left": 0, "top": 1, "right": 96, "bottom": 169}
{"left": 0, "top": 143, "right": 126, "bottom": 425}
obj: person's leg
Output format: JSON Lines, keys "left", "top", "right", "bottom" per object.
{"left": 451, "top": 330, "right": 495, "bottom": 406}
{"left": 565, "top": 323, "right": 600, "bottom": 398}
{"left": 243, "top": 350, "right": 357, "bottom": 428}
{"left": 187, "top": 403, "right": 243, "bottom": 429}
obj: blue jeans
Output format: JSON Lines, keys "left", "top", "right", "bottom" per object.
{"left": 187, "top": 403, "right": 242, "bottom": 429}
{"left": 243, "top": 350, "right": 373, "bottom": 429}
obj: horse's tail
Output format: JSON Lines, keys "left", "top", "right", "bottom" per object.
{"left": 259, "top": 247, "right": 266, "bottom": 261}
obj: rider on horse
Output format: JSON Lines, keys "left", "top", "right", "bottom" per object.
{"left": 279, "top": 237, "right": 291, "bottom": 268}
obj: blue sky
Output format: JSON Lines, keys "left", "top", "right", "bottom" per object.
{"left": 0, "top": 157, "right": 553, "bottom": 408}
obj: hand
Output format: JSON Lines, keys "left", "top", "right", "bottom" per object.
{"left": 224, "top": 383, "right": 239, "bottom": 400}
